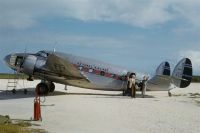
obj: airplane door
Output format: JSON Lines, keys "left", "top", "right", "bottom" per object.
{"left": 9, "top": 54, "right": 17, "bottom": 66}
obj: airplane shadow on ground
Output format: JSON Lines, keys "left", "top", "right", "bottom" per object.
{"left": 93, "top": 94, "right": 155, "bottom": 99}
{"left": 0, "top": 88, "right": 68, "bottom": 100}
{"left": 0, "top": 88, "right": 155, "bottom": 100}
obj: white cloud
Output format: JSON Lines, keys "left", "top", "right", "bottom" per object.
{"left": 171, "top": 0, "right": 200, "bottom": 27}
{"left": 0, "top": 31, "right": 133, "bottom": 49}
{"left": 179, "top": 50, "right": 200, "bottom": 75}
{"left": 1, "top": 0, "right": 200, "bottom": 29}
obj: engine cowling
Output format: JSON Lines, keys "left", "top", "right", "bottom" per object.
{"left": 23, "top": 55, "right": 37, "bottom": 75}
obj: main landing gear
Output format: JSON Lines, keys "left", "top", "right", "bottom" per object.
{"left": 35, "top": 81, "right": 55, "bottom": 96}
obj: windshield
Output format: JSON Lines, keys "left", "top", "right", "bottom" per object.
{"left": 36, "top": 51, "right": 49, "bottom": 58}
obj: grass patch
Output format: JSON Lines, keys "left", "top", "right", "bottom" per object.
{"left": 0, "top": 115, "right": 48, "bottom": 133}
{"left": 0, "top": 122, "right": 48, "bottom": 133}
{"left": 14, "top": 120, "right": 32, "bottom": 127}
{"left": 0, "top": 123, "right": 31, "bottom": 133}
{"left": 0, "top": 73, "right": 28, "bottom": 79}
{"left": 192, "top": 76, "right": 200, "bottom": 83}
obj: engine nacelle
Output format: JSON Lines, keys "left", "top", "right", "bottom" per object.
{"left": 23, "top": 55, "right": 37, "bottom": 75}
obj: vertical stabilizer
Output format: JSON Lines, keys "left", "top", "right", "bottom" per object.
{"left": 172, "top": 58, "right": 192, "bottom": 88}
{"left": 147, "top": 61, "right": 171, "bottom": 91}
{"left": 156, "top": 61, "right": 170, "bottom": 76}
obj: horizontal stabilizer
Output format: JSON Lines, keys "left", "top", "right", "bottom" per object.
{"left": 172, "top": 58, "right": 192, "bottom": 88}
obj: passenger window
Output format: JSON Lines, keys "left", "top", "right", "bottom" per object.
{"left": 112, "top": 74, "right": 116, "bottom": 78}
{"left": 78, "top": 66, "right": 83, "bottom": 71}
{"left": 100, "top": 71, "right": 105, "bottom": 76}
{"left": 89, "top": 69, "right": 93, "bottom": 73}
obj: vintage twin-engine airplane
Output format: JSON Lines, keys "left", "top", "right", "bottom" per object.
{"left": 4, "top": 50, "right": 193, "bottom": 96}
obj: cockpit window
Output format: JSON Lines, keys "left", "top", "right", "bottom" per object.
{"left": 36, "top": 51, "right": 49, "bottom": 58}
{"left": 15, "top": 56, "right": 23, "bottom": 67}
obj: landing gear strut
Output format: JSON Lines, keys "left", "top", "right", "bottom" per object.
{"left": 27, "top": 75, "right": 34, "bottom": 81}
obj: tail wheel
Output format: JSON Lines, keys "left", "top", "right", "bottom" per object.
{"left": 36, "top": 83, "right": 49, "bottom": 96}
{"left": 49, "top": 82, "right": 55, "bottom": 93}
{"left": 122, "top": 90, "right": 126, "bottom": 96}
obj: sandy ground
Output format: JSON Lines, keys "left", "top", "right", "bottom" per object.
{"left": 0, "top": 79, "right": 200, "bottom": 133}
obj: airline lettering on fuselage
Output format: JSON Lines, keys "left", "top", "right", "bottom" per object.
{"left": 77, "top": 62, "right": 109, "bottom": 72}
{"left": 74, "top": 62, "right": 125, "bottom": 81}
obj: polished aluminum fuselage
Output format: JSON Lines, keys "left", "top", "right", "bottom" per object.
{"left": 36, "top": 52, "right": 129, "bottom": 91}
{"left": 4, "top": 51, "right": 173, "bottom": 91}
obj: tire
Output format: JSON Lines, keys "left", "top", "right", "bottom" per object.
{"left": 12, "top": 89, "right": 16, "bottom": 94}
{"left": 24, "top": 89, "right": 28, "bottom": 94}
{"left": 122, "top": 90, "right": 126, "bottom": 96}
{"left": 36, "top": 83, "right": 49, "bottom": 96}
{"left": 49, "top": 82, "right": 55, "bottom": 93}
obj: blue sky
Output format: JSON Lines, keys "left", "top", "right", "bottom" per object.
{"left": 0, "top": 0, "right": 200, "bottom": 75}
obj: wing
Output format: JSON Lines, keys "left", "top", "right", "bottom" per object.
{"left": 44, "top": 53, "right": 89, "bottom": 81}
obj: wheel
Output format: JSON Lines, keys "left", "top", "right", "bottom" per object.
{"left": 36, "top": 83, "right": 49, "bottom": 96}
{"left": 12, "top": 89, "right": 16, "bottom": 94}
{"left": 49, "top": 82, "right": 55, "bottom": 93}
{"left": 122, "top": 90, "right": 126, "bottom": 96}
{"left": 24, "top": 89, "right": 28, "bottom": 94}
{"left": 168, "top": 91, "right": 172, "bottom": 97}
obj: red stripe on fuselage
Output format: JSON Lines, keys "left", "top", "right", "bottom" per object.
{"left": 73, "top": 64, "right": 123, "bottom": 81}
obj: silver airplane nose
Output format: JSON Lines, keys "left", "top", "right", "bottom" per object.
{"left": 4, "top": 54, "right": 11, "bottom": 66}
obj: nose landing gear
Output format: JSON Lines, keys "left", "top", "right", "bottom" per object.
{"left": 49, "top": 82, "right": 55, "bottom": 93}
{"left": 33, "top": 81, "right": 55, "bottom": 121}
{"left": 35, "top": 81, "right": 55, "bottom": 96}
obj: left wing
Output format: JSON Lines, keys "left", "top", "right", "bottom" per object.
{"left": 43, "top": 53, "right": 88, "bottom": 81}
